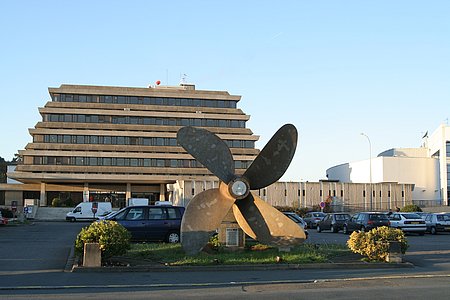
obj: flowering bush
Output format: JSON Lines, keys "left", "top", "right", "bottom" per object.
{"left": 74, "top": 220, "right": 131, "bottom": 261}
{"left": 347, "top": 226, "right": 408, "bottom": 261}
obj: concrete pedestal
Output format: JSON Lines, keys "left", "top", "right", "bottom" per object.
{"left": 83, "top": 243, "right": 101, "bottom": 267}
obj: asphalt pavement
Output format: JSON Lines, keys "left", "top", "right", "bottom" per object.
{"left": 1, "top": 221, "right": 450, "bottom": 298}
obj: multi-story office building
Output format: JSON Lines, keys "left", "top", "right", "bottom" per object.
{"left": 2, "top": 83, "right": 259, "bottom": 208}
{"left": 0, "top": 82, "right": 417, "bottom": 215}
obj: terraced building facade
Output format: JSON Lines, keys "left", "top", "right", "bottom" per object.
{"left": 5, "top": 83, "right": 259, "bottom": 208}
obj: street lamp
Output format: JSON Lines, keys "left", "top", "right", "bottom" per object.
{"left": 360, "top": 133, "right": 373, "bottom": 210}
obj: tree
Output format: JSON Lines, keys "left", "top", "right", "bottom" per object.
{"left": 0, "top": 156, "right": 6, "bottom": 183}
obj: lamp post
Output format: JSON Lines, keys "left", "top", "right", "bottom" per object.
{"left": 361, "top": 133, "right": 373, "bottom": 210}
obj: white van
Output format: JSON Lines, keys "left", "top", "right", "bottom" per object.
{"left": 127, "top": 198, "right": 149, "bottom": 206}
{"left": 66, "top": 202, "right": 112, "bottom": 222}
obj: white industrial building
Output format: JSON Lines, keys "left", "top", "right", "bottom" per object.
{"left": 326, "top": 124, "right": 450, "bottom": 207}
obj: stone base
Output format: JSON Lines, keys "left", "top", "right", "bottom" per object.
{"left": 83, "top": 243, "right": 101, "bottom": 267}
{"left": 386, "top": 253, "right": 403, "bottom": 263}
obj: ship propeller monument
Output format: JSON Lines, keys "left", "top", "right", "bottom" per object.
{"left": 177, "top": 124, "right": 306, "bottom": 255}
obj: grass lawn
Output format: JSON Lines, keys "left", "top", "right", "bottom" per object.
{"left": 123, "top": 242, "right": 351, "bottom": 266}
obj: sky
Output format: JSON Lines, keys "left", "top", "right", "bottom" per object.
{"left": 0, "top": 1, "right": 449, "bottom": 182}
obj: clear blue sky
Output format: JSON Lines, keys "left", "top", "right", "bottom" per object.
{"left": 1, "top": 1, "right": 449, "bottom": 181}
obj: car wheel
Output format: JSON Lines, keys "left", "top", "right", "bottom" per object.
{"left": 431, "top": 227, "right": 437, "bottom": 235}
{"left": 69, "top": 217, "right": 76, "bottom": 222}
{"left": 316, "top": 225, "right": 321, "bottom": 233}
{"left": 167, "top": 232, "right": 180, "bottom": 243}
{"left": 343, "top": 225, "right": 348, "bottom": 234}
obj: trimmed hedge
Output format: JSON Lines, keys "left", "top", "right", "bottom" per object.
{"left": 347, "top": 226, "right": 408, "bottom": 262}
{"left": 74, "top": 220, "right": 131, "bottom": 261}
{"left": 400, "top": 204, "right": 422, "bottom": 212}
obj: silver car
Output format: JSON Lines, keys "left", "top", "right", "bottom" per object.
{"left": 303, "top": 212, "right": 327, "bottom": 228}
{"left": 424, "top": 213, "right": 450, "bottom": 234}
{"left": 283, "top": 211, "right": 309, "bottom": 239}
{"left": 388, "top": 212, "right": 426, "bottom": 235}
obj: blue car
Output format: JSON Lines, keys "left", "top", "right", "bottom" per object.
{"left": 105, "top": 205, "right": 185, "bottom": 243}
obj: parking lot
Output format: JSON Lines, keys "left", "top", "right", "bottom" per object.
{"left": 1, "top": 221, "right": 450, "bottom": 273}
{"left": 307, "top": 228, "right": 450, "bottom": 268}
{"left": 0, "top": 221, "right": 86, "bottom": 273}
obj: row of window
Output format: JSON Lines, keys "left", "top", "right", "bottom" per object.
{"left": 44, "top": 114, "right": 246, "bottom": 128}
{"left": 52, "top": 93, "right": 237, "bottom": 109}
{"left": 260, "top": 189, "right": 405, "bottom": 198}
{"left": 256, "top": 189, "right": 405, "bottom": 198}
{"left": 32, "top": 156, "right": 251, "bottom": 169}
{"left": 38, "top": 134, "right": 255, "bottom": 149}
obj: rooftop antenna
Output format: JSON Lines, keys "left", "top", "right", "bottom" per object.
{"left": 180, "top": 73, "right": 187, "bottom": 84}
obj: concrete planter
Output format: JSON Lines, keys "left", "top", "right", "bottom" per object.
{"left": 386, "top": 241, "right": 403, "bottom": 263}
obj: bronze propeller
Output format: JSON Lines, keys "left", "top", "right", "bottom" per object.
{"left": 177, "top": 124, "right": 306, "bottom": 255}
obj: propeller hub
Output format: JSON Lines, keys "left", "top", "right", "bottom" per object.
{"left": 228, "top": 177, "right": 250, "bottom": 199}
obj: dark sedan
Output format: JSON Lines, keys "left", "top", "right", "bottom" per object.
{"left": 343, "top": 212, "right": 390, "bottom": 234}
{"left": 105, "top": 205, "right": 185, "bottom": 243}
{"left": 316, "top": 213, "right": 351, "bottom": 233}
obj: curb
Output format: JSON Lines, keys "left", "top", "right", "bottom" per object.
{"left": 71, "top": 261, "right": 414, "bottom": 273}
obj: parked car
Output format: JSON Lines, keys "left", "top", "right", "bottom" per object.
{"left": 303, "top": 212, "right": 327, "bottom": 228}
{"left": 104, "top": 205, "right": 185, "bottom": 243}
{"left": 283, "top": 211, "right": 308, "bottom": 239}
{"left": 414, "top": 212, "right": 429, "bottom": 219}
{"left": 316, "top": 213, "right": 351, "bottom": 233}
{"left": 387, "top": 212, "right": 426, "bottom": 235}
{"left": 0, "top": 211, "right": 7, "bottom": 225}
{"left": 343, "top": 212, "right": 390, "bottom": 234}
{"left": 424, "top": 213, "right": 450, "bottom": 234}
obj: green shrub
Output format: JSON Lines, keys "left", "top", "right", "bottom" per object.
{"left": 347, "top": 226, "right": 408, "bottom": 262}
{"left": 400, "top": 204, "right": 422, "bottom": 212}
{"left": 51, "top": 197, "right": 61, "bottom": 207}
{"left": 74, "top": 220, "right": 131, "bottom": 261}
{"left": 1, "top": 208, "right": 14, "bottom": 218}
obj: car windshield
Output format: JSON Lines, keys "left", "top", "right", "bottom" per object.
{"left": 369, "top": 214, "right": 389, "bottom": 220}
{"left": 313, "top": 213, "right": 325, "bottom": 217}
{"left": 401, "top": 213, "right": 421, "bottom": 219}
{"left": 284, "top": 213, "right": 303, "bottom": 222}
{"left": 105, "top": 208, "right": 127, "bottom": 220}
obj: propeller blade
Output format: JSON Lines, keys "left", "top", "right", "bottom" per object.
{"left": 181, "top": 182, "right": 236, "bottom": 255}
{"left": 243, "top": 124, "right": 297, "bottom": 190}
{"left": 233, "top": 193, "right": 306, "bottom": 246}
{"left": 177, "top": 126, "right": 235, "bottom": 184}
